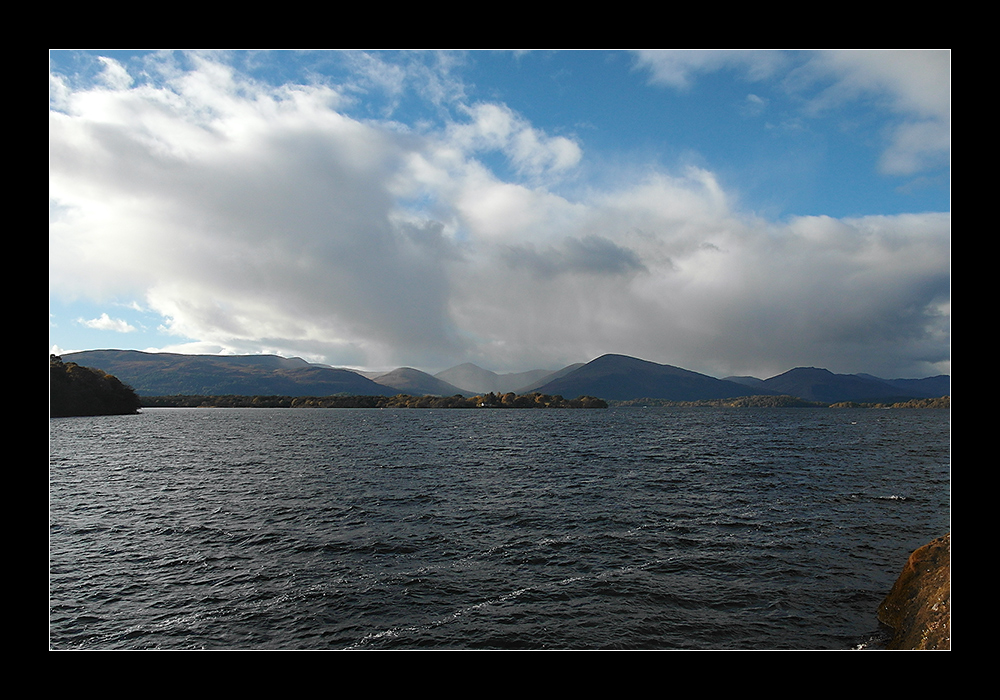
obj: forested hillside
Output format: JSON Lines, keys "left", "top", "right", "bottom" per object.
{"left": 50, "top": 355, "right": 141, "bottom": 417}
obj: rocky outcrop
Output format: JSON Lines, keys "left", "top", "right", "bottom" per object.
{"left": 877, "top": 533, "right": 950, "bottom": 650}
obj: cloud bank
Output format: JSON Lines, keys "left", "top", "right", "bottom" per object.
{"left": 50, "top": 51, "right": 949, "bottom": 379}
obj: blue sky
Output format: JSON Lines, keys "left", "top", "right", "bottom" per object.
{"left": 49, "top": 50, "right": 950, "bottom": 379}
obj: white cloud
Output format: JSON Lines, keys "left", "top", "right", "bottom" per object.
{"left": 801, "top": 50, "right": 950, "bottom": 176}
{"left": 341, "top": 50, "right": 468, "bottom": 115}
{"left": 635, "top": 49, "right": 951, "bottom": 178}
{"left": 742, "top": 93, "right": 768, "bottom": 117}
{"left": 449, "top": 102, "right": 582, "bottom": 179}
{"left": 801, "top": 50, "right": 950, "bottom": 122}
{"left": 633, "top": 50, "right": 789, "bottom": 89}
{"left": 78, "top": 313, "right": 136, "bottom": 333}
{"left": 96, "top": 57, "right": 134, "bottom": 90}
{"left": 50, "top": 54, "right": 468, "bottom": 370}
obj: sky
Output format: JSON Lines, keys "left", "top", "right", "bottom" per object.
{"left": 49, "top": 50, "right": 950, "bottom": 379}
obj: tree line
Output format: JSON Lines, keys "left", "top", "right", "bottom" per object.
{"left": 828, "top": 397, "right": 950, "bottom": 409}
{"left": 141, "top": 392, "right": 609, "bottom": 409}
{"left": 609, "top": 395, "right": 823, "bottom": 408}
{"left": 609, "top": 395, "right": 949, "bottom": 408}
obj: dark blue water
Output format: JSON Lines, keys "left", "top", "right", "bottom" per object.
{"left": 49, "top": 407, "right": 950, "bottom": 649}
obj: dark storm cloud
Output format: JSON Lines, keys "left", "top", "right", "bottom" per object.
{"left": 499, "top": 236, "right": 646, "bottom": 278}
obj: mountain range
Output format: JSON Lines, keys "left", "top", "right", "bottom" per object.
{"left": 58, "top": 349, "right": 950, "bottom": 404}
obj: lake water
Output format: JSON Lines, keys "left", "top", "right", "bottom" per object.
{"left": 49, "top": 406, "right": 950, "bottom": 650}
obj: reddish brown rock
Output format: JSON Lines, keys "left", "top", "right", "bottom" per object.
{"left": 877, "top": 533, "right": 950, "bottom": 650}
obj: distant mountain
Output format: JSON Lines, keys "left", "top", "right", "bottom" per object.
{"left": 723, "top": 375, "right": 770, "bottom": 389}
{"left": 759, "top": 367, "right": 930, "bottom": 404}
{"left": 60, "top": 350, "right": 396, "bottom": 397}
{"left": 372, "top": 368, "right": 469, "bottom": 396}
{"left": 854, "top": 373, "right": 951, "bottom": 399}
{"left": 433, "top": 363, "right": 500, "bottom": 394}
{"left": 515, "top": 363, "right": 586, "bottom": 393}
{"left": 435, "top": 363, "right": 576, "bottom": 395}
{"left": 530, "top": 354, "right": 778, "bottom": 402}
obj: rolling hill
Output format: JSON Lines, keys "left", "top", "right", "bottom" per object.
{"left": 854, "top": 373, "right": 951, "bottom": 399}
{"left": 60, "top": 350, "right": 396, "bottom": 397}
{"left": 756, "top": 367, "right": 942, "bottom": 404}
{"left": 529, "top": 354, "right": 780, "bottom": 402}
{"left": 371, "top": 367, "right": 470, "bottom": 397}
